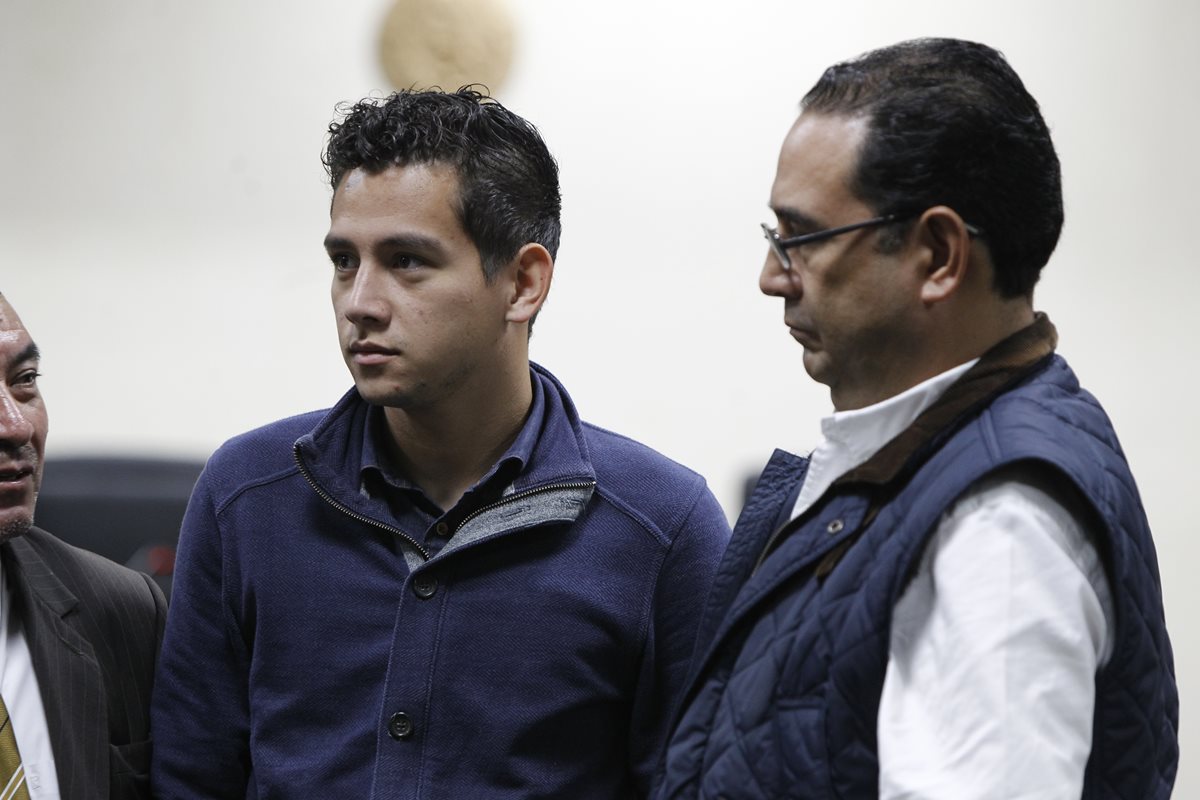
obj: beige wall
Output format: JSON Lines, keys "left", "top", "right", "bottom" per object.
{"left": 2, "top": 0, "right": 1194, "bottom": 787}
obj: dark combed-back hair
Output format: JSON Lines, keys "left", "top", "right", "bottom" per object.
{"left": 322, "top": 87, "right": 561, "bottom": 281}
{"left": 801, "top": 38, "right": 1063, "bottom": 297}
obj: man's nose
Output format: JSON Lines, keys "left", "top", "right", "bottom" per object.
{"left": 0, "top": 388, "right": 34, "bottom": 448}
{"left": 759, "top": 250, "right": 800, "bottom": 299}
{"left": 341, "top": 265, "right": 390, "bottom": 326}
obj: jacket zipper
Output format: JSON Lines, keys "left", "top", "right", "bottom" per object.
{"left": 293, "top": 445, "right": 431, "bottom": 561}
{"left": 452, "top": 479, "right": 596, "bottom": 535}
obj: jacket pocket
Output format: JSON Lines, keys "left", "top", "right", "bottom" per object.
{"left": 771, "top": 697, "right": 831, "bottom": 799}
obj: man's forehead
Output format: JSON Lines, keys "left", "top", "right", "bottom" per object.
{"left": 327, "top": 162, "right": 467, "bottom": 244}
{"left": 0, "top": 297, "right": 34, "bottom": 352}
{"left": 779, "top": 113, "right": 868, "bottom": 169}
{"left": 0, "top": 296, "right": 20, "bottom": 331}
{"left": 335, "top": 161, "right": 459, "bottom": 194}
{"left": 771, "top": 113, "right": 872, "bottom": 219}
{"left": 339, "top": 167, "right": 367, "bottom": 192}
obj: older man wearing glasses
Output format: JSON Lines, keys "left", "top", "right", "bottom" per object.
{"left": 655, "top": 38, "right": 1177, "bottom": 800}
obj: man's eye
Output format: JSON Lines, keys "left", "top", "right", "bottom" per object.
{"left": 13, "top": 370, "right": 40, "bottom": 388}
{"left": 393, "top": 254, "right": 423, "bottom": 270}
{"left": 330, "top": 253, "right": 356, "bottom": 271}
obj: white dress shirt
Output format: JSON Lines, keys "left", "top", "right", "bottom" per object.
{"left": 0, "top": 550, "right": 60, "bottom": 800}
{"left": 789, "top": 362, "right": 1114, "bottom": 800}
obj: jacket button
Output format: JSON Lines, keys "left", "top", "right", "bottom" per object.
{"left": 413, "top": 574, "right": 438, "bottom": 599}
{"left": 388, "top": 711, "right": 414, "bottom": 740}
{"left": 826, "top": 518, "right": 845, "bottom": 535}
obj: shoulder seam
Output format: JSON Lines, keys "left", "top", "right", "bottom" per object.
{"left": 212, "top": 463, "right": 303, "bottom": 517}
{"left": 591, "top": 472, "right": 707, "bottom": 550}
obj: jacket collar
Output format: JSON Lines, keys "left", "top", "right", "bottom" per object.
{"left": 837, "top": 312, "right": 1058, "bottom": 488}
{"left": 293, "top": 363, "right": 596, "bottom": 519}
{"left": 753, "top": 313, "right": 1059, "bottom": 574}
{"left": 2, "top": 533, "right": 78, "bottom": 618}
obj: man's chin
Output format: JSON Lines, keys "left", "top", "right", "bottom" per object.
{"left": 354, "top": 383, "right": 416, "bottom": 410}
{"left": 801, "top": 350, "right": 828, "bottom": 383}
{"left": 0, "top": 513, "right": 33, "bottom": 544}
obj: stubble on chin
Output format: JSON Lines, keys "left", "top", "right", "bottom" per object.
{"left": 355, "top": 381, "right": 419, "bottom": 410}
{"left": 0, "top": 482, "right": 37, "bottom": 544}
{"left": 0, "top": 514, "right": 32, "bottom": 544}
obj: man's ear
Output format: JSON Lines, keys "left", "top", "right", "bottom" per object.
{"left": 505, "top": 243, "right": 554, "bottom": 324}
{"left": 915, "top": 205, "right": 975, "bottom": 306}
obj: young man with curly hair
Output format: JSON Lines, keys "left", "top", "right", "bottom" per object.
{"left": 151, "top": 89, "right": 729, "bottom": 799}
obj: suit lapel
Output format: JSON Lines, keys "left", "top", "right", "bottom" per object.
{"left": 4, "top": 535, "right": 109, "bottom": 800}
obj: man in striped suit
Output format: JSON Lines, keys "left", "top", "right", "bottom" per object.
{"left": 0, "top": 292, "right": 167, "bottom": 799}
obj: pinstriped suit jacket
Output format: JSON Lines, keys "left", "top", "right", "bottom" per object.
{"left": 2, "top": 526, "right": 167, "bottom": 800}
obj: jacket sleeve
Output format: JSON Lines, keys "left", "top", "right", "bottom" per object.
{"left": 151, "top": 468, "right": 253, "bottom": 798}
{"left": 628, "top": 480, "right": 730, "bottom": 796}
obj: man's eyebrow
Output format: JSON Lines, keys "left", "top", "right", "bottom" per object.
{"left": 375, "top": 233, "right": 445, "bottom": 255}
{"left": 323, "top": 235, "right": 354, "bottom": 252}
{"left": 15, "top": 342, "right": 40, "bottom": 365}
{"left": 323, "top": 233, "right": 446, "bottom": 256}
{"left": 770, "top": 206, "right": 822, "bottom": 231}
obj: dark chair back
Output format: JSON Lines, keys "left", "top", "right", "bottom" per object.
{"left": 35, "top": 456, "right": 204, "bottom": 597}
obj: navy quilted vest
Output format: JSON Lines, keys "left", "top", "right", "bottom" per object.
{"left": 657, "top": 335, "right": 1178, "bottom": 799}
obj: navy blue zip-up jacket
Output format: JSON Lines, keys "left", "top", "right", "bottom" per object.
{"left": 657, "top": 317, "right": 1178, "bottom": 799}
{"left": 151, "top": 364, "right": 730, "bottom": 798}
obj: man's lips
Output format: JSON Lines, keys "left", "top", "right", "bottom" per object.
{"left": 0, "top": 466, "right": 34, "bottom": 486}
{"left": 786, "top": 322, "right": 819, "bottom": 348}
{"left": 347, "top": 342, "right": 400, "bottom": 366}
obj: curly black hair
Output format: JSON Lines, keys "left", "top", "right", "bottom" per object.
{"left": 801, "top": 38, "right": 1063, "bottom": 298}
{"left": 323, "top": 87, "right": 561, "bottom": 282}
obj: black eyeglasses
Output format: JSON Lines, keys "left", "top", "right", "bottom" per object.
{"left": 761, "top": 213, "right": 983, "bottom": 271}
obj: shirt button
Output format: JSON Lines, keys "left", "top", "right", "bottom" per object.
{"left": 435, "top": 521, "right": 449, "bottom": 536}
{"left": 826, "top": 519, "right": 845, "bottom": 535}
{"left": 413, "top": 573, "right": 438, "bottom": 599}
{"left": 388, "top": 711, "right": 414, "bottom": 740}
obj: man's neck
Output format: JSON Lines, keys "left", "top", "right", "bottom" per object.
{"left": 831, "top": 299, "right": 1036, "bottom": 412}
{"left": 381, "top": 370, "right": 533, "bottom": 512}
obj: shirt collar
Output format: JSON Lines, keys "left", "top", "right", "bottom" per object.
{"left": 819, "top": 358, "right": 979, "bottom": 468}
{"left": 0, "top": 546, "right": 8, "bottom": 636}
{"left": 792, "top": 359, "right": 978, "bottom": 520}
{"left": 840, "top": 312, "right": 1058, "bottom": 486}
